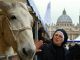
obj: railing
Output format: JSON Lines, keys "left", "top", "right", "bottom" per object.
{"left": 0, "top": 53, "right": 18, "bottom": 60}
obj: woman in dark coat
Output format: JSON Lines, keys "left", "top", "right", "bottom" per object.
{"left": 36, "top": 29, "right": 68, "bottom": 60}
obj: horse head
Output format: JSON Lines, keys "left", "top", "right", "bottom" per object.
{"left": 0, "top": 1, "right": 36, "bottom": 60}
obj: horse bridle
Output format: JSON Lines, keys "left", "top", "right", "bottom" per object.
{"left": 1, "top": 14, "right": 33, "bottom": 60}
{"left": 12, "top": 27, "right": 32, "bottom": 37}
{"left": 5, "top": 14, "right": 32, "bottom": 37}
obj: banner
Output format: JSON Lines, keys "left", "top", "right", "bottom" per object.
{"left": 28, "top": 0, "right": 51, "bottom": 23}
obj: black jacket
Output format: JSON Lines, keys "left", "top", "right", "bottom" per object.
{"left": 67, "top": 44, "right": 80, "bottom": 60}
{"left": 37, "top": 43, "right": 68, "bottom": 60}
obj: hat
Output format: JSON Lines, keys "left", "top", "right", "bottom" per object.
{"left": 53, "top": 29, "right": 68, "bottom": 44}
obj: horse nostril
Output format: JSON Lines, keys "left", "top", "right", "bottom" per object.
{"left": 22, "top": 48, "right": 28, "bottom": 56}
{"left": 22, "top": 48, "right": 35, "bottom": 57}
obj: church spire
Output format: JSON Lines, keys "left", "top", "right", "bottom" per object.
{"left": 63, "top": 9, "right": 66, "bottom": 15}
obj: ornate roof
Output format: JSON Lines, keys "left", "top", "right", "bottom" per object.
{"left": 57, "top": 9, "right": 72, "bottom": 23}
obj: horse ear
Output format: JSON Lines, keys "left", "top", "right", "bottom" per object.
{"left": 0, "top": 1, "right": 11, "bottom": 12}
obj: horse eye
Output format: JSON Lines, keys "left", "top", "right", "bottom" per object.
{"left": 10, "top": 15, "right": 16, "bottom": 20}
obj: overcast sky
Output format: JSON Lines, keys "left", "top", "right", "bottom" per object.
{"left": 51, "top": 0, "right": 80, "bottom": 25}
{"left": 31, "top": 0, "right": 80, "bottom": 25}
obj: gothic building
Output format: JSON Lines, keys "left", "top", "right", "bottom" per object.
{"left": 46, "top": 9, "right": 80, "bottom": 40}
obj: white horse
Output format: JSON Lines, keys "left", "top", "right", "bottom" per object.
{"left": 0, "top": 1, "right": 36, "bottom": 60}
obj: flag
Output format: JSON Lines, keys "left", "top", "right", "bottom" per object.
{"left": 27, "top": 0, "right": 51, "bottom": 27}
{"left": 43, "top": 2, "right": 51, "bottom": 25}
{"left": 28, "top": 0, "right": 51, "bottom": 22}
{"left": 27, "top": 0, "right": 51, "bottom": 38}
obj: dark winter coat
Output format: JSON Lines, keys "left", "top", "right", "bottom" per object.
{"left": 67, "top": 44, "right": 80, "bottom": 60}
{"left": 37, "top": 43, "right": 68, "bottom": 60}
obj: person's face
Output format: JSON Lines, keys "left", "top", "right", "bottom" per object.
{"left": 53, "top": 31, "right": 64, "bottom": 46}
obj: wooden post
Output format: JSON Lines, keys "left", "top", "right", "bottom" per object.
{"left": 33, "top": 16, "right": 39, "bottom": 60}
